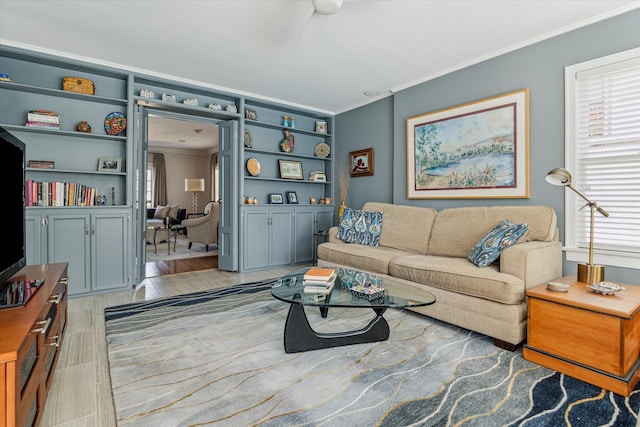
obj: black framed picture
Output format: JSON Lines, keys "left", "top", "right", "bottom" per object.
{"left": 269, "top": 193, "right": 283, "bottom": 204}
{"left": 286, "top": 191, "right": 298, "bottom": 204}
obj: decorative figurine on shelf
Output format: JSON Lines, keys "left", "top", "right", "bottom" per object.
{"left": 226, "top": 104, "right": 238, "bottom": 113}
{"left": 290, "top": 116, "right": 296, "bottom": 128}
{"left": 283, "top": 115, "right": 289, "bottom": 127}
{"left": 76, "top": 121, "right": 92, "bottom": 133}
{"left": 97, "top": 195, "right": 107, "bottom": 206}
{"left": 161, "top": 93, "right": 176, "bottom": 102}
{"left": 139, "top": 89, "right": 155, "bottom": 99}
{"left": 280, "top": 129, "right": 295, "bottom": 153}
{"left": 208, "top": 103, "right": 221, "bottom": 110}
{"left": 111, "top": 187, "right": 115, "bottom": 205}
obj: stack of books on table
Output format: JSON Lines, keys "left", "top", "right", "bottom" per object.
{"left": 303, "top": 267, "right": 336, "bottom": 294}
{"left": 26, "top": 109, "right": 60, "bottom": 130}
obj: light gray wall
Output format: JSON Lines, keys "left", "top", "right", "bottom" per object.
{"left": 335, "top": 9, "right": 640, "bottom": 284}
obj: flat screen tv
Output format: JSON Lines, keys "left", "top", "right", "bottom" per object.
{"left": 0, "top": 127, "right": 26, "bottom": 285}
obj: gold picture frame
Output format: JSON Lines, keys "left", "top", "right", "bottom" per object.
{"left": 349, "top": 148, "right": 374, "bottom": 177}
{"left": 406, "top": 89, "right": 530, "bottom": 199}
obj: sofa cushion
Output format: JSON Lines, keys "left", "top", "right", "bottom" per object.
{"left": 468, "top": 220, "right": 529, "bottom": 267}
{"left": 336, "top": 207, "right": 383, "bottom": 246}
{"left": 153, "top": 205, "right": 170, "bottom": 219}
{"left": 317, "top": 242, "right": 411, "bottom": 275}
{"left": 361, "top": 202, "right": 437, "bottom": 254}
{"left": 389, "top": 254, "right": 525, "bottom": 305}
{"left": 167, "top": 204, "right": 180, "bottom": 219}
{"left": 427, "top": 206, "right": 557, "bottom": 258}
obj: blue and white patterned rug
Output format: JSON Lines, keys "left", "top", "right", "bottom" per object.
{"left": 105, "top": 281, "right": 640, "bottom": 426}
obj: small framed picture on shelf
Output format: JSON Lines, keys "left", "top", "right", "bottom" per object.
{"left": 245, "top": 107, "right": 258, "bottom": 121}
{"left": 279, "top": 159, "right": 304, "bottom": 180}
{"left": 98, "top": 157, "right": 122, "bottom": 173}
{"left": 269, "top": 193, "right": 283, "bottom": 204}
{"left": 286, "top": 191, "right": 298, "bottom": 204}
{"left": 310, "top": 197, "right": 317, "bottom": 204}
{"left": 315, "top": 121, "right": 327, "bottom": 134}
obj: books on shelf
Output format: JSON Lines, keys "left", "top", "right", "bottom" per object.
{"left": 26, "top": 110, "right": 60, "bottom": 129}
{"left": 25, "top": 179, "right": 99, "bottom": 207}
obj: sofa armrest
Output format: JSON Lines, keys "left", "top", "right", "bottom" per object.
{"left": 327, "top": 226, "right": 346, "bottom": 244}
{"left": 181, "top": 215, "right": 211, "bottom": 228}
{"left": 500, "top": 240, "right": 562, "bottom": 289}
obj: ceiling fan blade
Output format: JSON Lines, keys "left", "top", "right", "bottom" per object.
{"left": 298, "top": 10, "right": 329, "bottom": 51}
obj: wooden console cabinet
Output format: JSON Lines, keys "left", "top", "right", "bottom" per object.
{"left": 523, "top": 275, "right": 640, "bottom": 396}
{"left": 0, "top": 263, "right": 68, "bottom": 427}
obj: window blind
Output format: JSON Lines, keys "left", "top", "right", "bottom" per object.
{"left": 573, "top": 56, "right": 640, "bottom": 255}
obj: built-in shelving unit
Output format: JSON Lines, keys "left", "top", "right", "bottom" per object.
{"left": 1, "top": 44, "right": 336, "bottom": 279}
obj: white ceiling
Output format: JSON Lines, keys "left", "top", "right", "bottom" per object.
{"left": 1, "top": 0, "right": 638, "bottom": 116}
{"left": 2, "top": 1, "right": 638, "bottom": 152}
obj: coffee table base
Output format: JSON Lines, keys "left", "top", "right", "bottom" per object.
{"left": 283, "top": 303, "right": 389, "bottom": 353}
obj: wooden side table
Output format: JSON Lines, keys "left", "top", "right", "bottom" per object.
{"left": 523, "top": 275, "right": 640, "bottom": 396}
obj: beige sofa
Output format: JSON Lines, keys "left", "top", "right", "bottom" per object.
{"left": 317, "top": 202, "right": 562, "bottom": 349}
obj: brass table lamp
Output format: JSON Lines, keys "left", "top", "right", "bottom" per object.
{"left": 546, "top": 168, "right": 609, "bottom": 284}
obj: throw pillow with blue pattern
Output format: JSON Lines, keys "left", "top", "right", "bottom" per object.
{"left": 336, "top": 207, "right": 383, "bottom": 246}
{"left": 468, "top": 219, "right": 529, "bottom": 267}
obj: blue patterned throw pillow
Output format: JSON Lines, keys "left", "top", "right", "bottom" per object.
{"left": 336, "top": 207, "right": 383, "bottom": 246}
{"left": 468, "top": 220, "right": 529, "bottom": 267}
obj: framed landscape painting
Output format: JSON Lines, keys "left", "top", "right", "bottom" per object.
{"left": 406, "top": 89, "right": 530, "bottom": 199}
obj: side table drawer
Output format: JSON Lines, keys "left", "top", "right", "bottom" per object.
{"left": 528, "top": 297, "right": 629, "bottom": 376}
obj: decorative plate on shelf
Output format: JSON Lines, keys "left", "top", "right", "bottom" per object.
{"left": 104, "top": 112, "right": 127, "bottom": 135}
{"left": 314, "top": 142, "right": 330, "bottom": 158}
{"left": 246, "top": 157, "right": 260, "bottom": 176}
{"left": 244, "top": 129, "right": 253, "bottom": 148}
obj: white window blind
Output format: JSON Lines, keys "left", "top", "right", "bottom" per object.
{"left": 566, "top": 49, "right": 640, "bottom": 268}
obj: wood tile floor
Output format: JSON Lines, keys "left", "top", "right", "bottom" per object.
{"left": 38, "top": 264, "right": 303, "bottom": 427}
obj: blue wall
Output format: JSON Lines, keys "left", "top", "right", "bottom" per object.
{"left": 335, "top": 9, "right": 639, "bottom": 284}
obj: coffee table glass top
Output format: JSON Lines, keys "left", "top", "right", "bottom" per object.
{"left": 271, "top": 267, "right": 435, "bottom": 309}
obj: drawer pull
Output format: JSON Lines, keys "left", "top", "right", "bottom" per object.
{"left": 46, "top": 335, "right": 60, "bottom": 347}
{"left": 49, "top": 293, "right": 63, "bottom": 304}
{"left": 60, "top": 278, "right": 68, "bottom": 286}
{"left": 31, "top": 318, "right": 52, "bottom": 334}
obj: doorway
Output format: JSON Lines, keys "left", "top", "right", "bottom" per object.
{"left": 144, "top": 113, "right": 219, "bottom": 272}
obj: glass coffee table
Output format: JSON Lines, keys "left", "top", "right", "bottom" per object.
{"left": 271, "top": 267, "right": 436, "bottom": 353}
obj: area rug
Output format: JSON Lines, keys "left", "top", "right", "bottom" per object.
{"left": 105, "top": 281, "right": 640, "bottom": 426}
{"left": 146, "top": 234, "right": 218, "bottom": 262}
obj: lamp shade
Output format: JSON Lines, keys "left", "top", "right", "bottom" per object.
{"left": 185, "top": 178, "right": 205, "bottom": 192}
{"left": 545, "top": 168, "right": 572, "bottom": 186}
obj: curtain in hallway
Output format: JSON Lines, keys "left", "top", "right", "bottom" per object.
{"left": 153, "top": 154, "right": 168, "bottom": 206}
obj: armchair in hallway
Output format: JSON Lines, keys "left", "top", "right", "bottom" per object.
{"left": 181, "top": 201, "right": 219, "bottom": 251}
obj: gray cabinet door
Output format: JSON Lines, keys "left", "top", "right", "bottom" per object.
{"left": 243, "top": 209, "right": 270, "bottom": 270}
{"left": 293, "top": 208, "right": 314, "bottom": 263}
{"left": 48, "top": 214, "right": 91, "bottom": 296}
{"left": 92, "top": 212, "right": 128, "bottom": 292}
{"left": 315, "top": 207, "right": 334, "bottom": 234}
{"left": 25, "top": 213, "right": 46, "bottom": 265}
{"left": 269, "top": 210, "right": 293, "bottom": 266}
